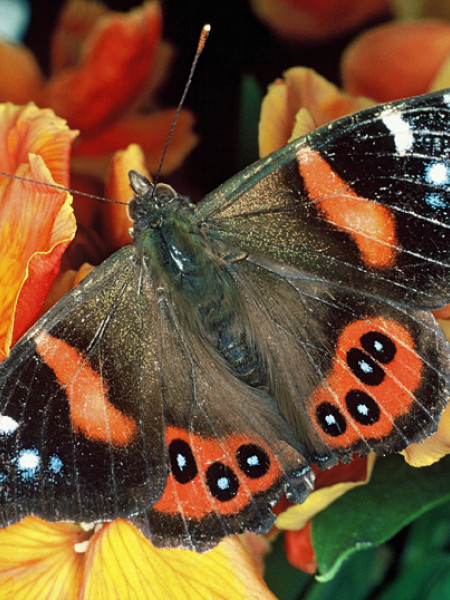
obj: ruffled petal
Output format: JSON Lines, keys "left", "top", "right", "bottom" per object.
{"left": 0, "top": 103, "right": 78, "bottom": 188}
{"left": 0, "top": 156, "right": 75, "bottom": 358}
{"left": 46, "top": 2, "right": 163, "bottom": 131}
{"left": 259, "top": 67, "right": 372, "bottom": 156}
{"left": 0, "top": 518, "right": 89, "bottom": 600}
{"left": 72, "top": 109, "right": 198, "bottom": 177}
{"left": 80, "top": 520, "right": 276, "bottom": 600}
{"left": 341, "top": 20, "right": 450, "bottom": 101}
{"left": 276, "top": 455, "right": 375, "bottom": 530}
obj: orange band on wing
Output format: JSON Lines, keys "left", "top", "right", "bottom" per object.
{"left": 35, "top": 332, "right": 137, "bottom": 445}
{"left": 298, "top": 148, "right": 398, "bottom": 268}
{"left": 309, "top": 318, "right": 422, "bottom": 449}
{"left": 153, "top": 426, "right": 282, "bottom": 519}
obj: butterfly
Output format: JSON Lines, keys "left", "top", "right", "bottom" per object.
{"left": 0, "top": 88, "right": 448, "bottom": 552}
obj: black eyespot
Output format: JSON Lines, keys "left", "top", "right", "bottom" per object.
{"left": 206, "top": 462, "right": 239, "bottom": 502}
{"left": 169, "top": 439, "right": 198, "bottom": 484}
{"left": 236, "top": 444, "right": 270, "bottom": 479}
{"left": 360, "top": 331, "right": 396, "bottom": 364}
{"left": 345, "top": 389, "right": 381, "bottom": 425}
{"left": 316, "top": 402, "right": 347, "bottom": 437}
{"left": 347, "top": 348, "right": 385, "bottom": 385}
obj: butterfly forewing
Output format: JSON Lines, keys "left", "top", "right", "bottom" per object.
{"left": 200, "top": 89, "right": 450, "bottom": 309}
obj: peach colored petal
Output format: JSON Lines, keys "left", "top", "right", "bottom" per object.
{"left": 403, "top": 403, "right": 450, "bottom": 467}
{"left": 284, "top": 522, "right": 317, "bottom": 573}
{"left": 276, "top": 454, "right": 375, "bottom": 530}
{"left": 103, "top": 144, "right": 149, "bottom": 250}
{"left": 259, "top": 68, "right": 372, "bottom": 156}
{"left": 0, "top": 155, "right": 75, "bottom": 358}
{"left": 72, "top": 109, "right": 198, "bottom": 177}
{"left": 46, "top": 2, "right": 162, "bottom": 131}
{"left": 0, "top": 517, "right": 88, "bottom": 600}
{"left": 341, "top": 20, "right": 450, "bottom": 101}
{"left": 0, "top": 42, "right": 45, "bottom": 105}
{"left": 51, "top": 0, "right": 109, "bottom": 73}
{"left": 433, "top": 304, "right": 450, "bottom": 319}
{"left": 80, "top": 520, "right": 276, "bottom": 600}
{"left": 250, "top": 0, "right": 390, "bottom": 42}
{"left": 430, "top": 54, "right": 450, "bottom": 90}
{"left": 0, "top": 103, "right": 78, "bottom": 189}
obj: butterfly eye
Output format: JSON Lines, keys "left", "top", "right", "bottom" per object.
{"left": 236, "top": 444, "right": 270, "bottom": 479}
{"left": 345, "top": 390, "right": 381, "bottom": 426}
{"left": 360, "top": 331, "right": 397, "bottom": 364}
{"left": 316, "top": 403, "right": 347, "bottom": 437}
{"left": 346, "top": 348, "right": 385, "bottom": 386}
{"left": 206, "top": 462, "right": 239, "bottom": 502}
{"left": 168, "top": 439, "right": 198, "bottom": 484}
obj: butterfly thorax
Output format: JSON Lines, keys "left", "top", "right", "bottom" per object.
{"left": 128, "top": 172, "right": 262, "bottom": 384}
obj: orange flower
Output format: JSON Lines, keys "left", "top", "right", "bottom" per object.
{"left": 0, "top": 0, "right": 197, "bottom": 181}
{"left": 341, "top": 20, "right": 450, "bottom": 101}
{"left": 0, "top": 103, "right": 76, "bottom": 359}
{"left": 0, "top": 518, "right": 277, "bottom": 600}
{"left": 250, "top": 0, "right": 391, "bottom": 42}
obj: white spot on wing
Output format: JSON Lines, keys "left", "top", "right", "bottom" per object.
{"left": 18, "top": 449, "right": 40, "bottom": 475}
{"left": 0, "top": 415, "right": 18, "bottom": 435}
{"left": 217, "top": 476, "right": 230, "bottom": 490}
{"left": 381, "top": 109, "right": 413, "bottom": 154}
{"left": 425, "top": 162, "right": 450, "bottom": 186}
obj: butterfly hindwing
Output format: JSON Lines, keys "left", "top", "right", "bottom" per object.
{"left": 227, "top": 258, "right": 449, "bottom": 464}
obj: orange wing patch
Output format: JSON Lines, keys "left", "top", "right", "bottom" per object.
{"left": 35, "top": 332, "right": 137, "bottom": 445}
{"left": 153, "top": 426, "right": 283, "bottom": 519}
{"left": 298, "top": 148, "right": 398, "bottom": 269}
{"left": 309, "top": 318, "right": 422, "bottom": 449}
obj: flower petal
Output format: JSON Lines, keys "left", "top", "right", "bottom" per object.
{"left": 250, "top": 0, "right": 390, "bottom": 42}
{"left": 72, "top": 109, "right": 198, "bottom": 177}
{"left": 0, "top": 103, "right": 78, "bottom": 188}
{"left": 276, "top": 454, "right": 375, "bottom": 530}
{"left": 80, "top": 520, "right": 276, "bottom": 600}
{"left": 0, "top": 155, "right": 75, "bottom": 358}
{"left": 341, "top": 20, "right": 450, "bottom": 101}
{"left": 259, "top": 67, "right": 372, "bottom": 156}
{"left": 103, "top": 144, "right": 149, "bottom": 250}
{"left": 0, "top": 42, "right": 44, "bottom": 105}
{"left": 0, "top": 517, "right": 89, "bottom": 600}
{"left": 284, "top": 522, "right": 317, "bottom": 573}
{"left": 50, "top": 0, "right": 109, "bottom": 73}
{"left": 46, "top": 2, "right": 163, "bottom": 131}
{"left": 403, "top": 404, "right": 450, "bottom": 467}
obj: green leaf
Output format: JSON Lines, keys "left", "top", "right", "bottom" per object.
{"left": 312, "top": 454, "right": 450, "bottom": 581}
{"left": 264, "top": 535, "right": 311, "bottom": 600}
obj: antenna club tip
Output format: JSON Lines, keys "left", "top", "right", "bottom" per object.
{"left": 199, "top": 24, "right": 211, "bottom": 49}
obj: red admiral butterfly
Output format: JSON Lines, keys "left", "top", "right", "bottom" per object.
{"left": 0, "top": 88, "right": 448, "bottom": 551}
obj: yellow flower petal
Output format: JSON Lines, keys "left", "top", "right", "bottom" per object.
{"left": 276, "top": 454, "right": 376, "bottom": 531}
{"left": 403, "top": 404, "right": 450, "bottom": 467}
{"left": 0, "top": 518, "right": 88, "bottom": 600}
{"left": 80, "top": 520, "right": 276, "bottom": 600}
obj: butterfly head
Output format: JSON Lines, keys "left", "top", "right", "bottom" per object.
{"left": 128, "top": 170, "right": 193, "bottom": 233}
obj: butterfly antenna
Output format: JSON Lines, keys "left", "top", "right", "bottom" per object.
{"left": 152, "top": 23, "right": 211, "bottom": 189}
{"left": 0, "top": 172, "right": 127, "bottom": 204}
